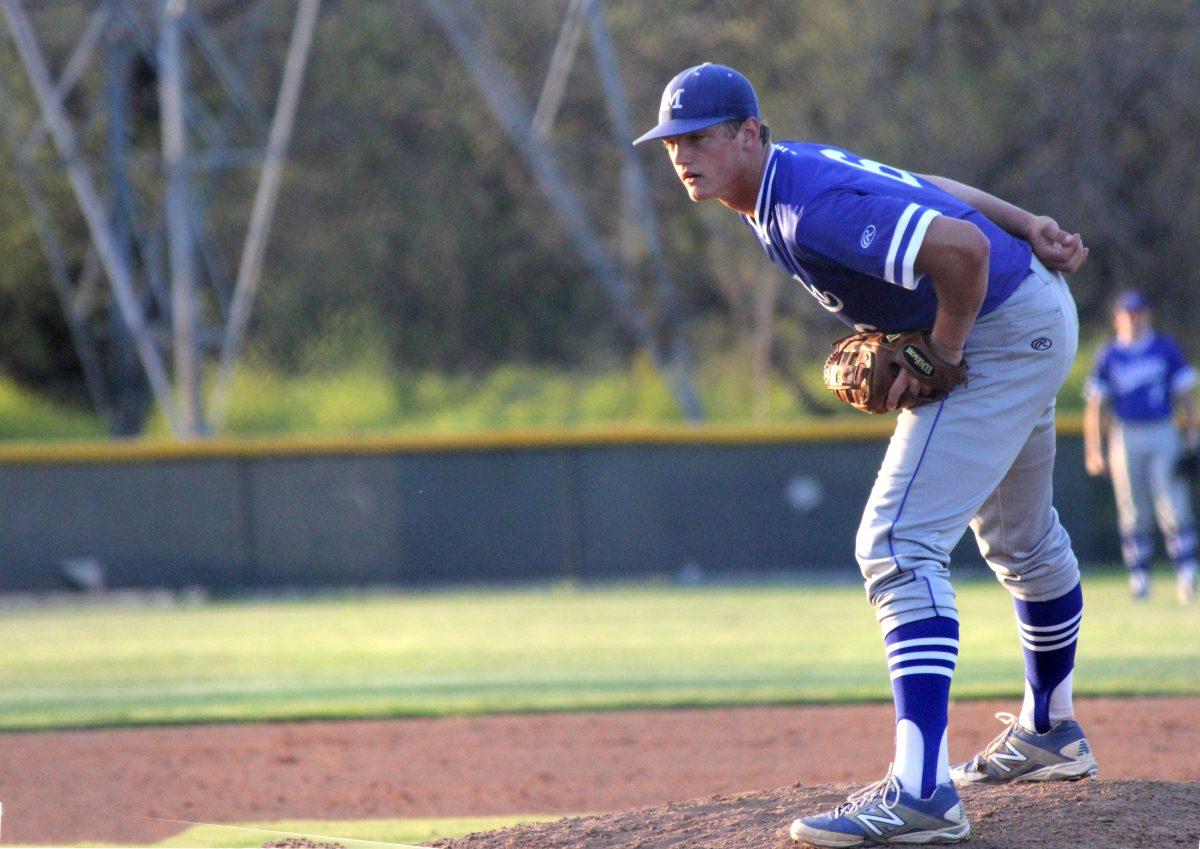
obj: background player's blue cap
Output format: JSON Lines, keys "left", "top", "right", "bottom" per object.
{"left": 1115, "top": 290, "right": 1149, "bottom": 312}
{"left": 632, "top": 63, "right": 759, "bottom": 146}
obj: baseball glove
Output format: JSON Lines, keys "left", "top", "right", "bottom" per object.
{"left": 822, "top": 331, "right": 968, "bottom": 414}
{"left": 1177, "top": 446, "right": 1200, "bottom": 480}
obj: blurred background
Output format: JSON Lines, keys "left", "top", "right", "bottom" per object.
{"left": 0, "top": 0, "right": 1196, "bottom": 591}
{"left": 0, "top": 0, "right": 1197, "bottom": 440}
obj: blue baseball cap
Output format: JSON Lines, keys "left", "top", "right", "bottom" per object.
{"left": 1115, "top": 290, "right": 1148, "bottom": 312}
{"left": 633, "top": 63, "right": 759, "bottom": 146}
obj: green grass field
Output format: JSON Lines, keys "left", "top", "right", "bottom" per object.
{"left": 153, "top": 815, "right": 562, "bottom": 848}
{"left": 0, "top": 570, "right": 1195, "bottom": 731}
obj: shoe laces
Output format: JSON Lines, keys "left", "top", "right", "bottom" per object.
{"left": 965, "top": 712, "right": 1021, "bottom": 769}
{"left": 835, "top": 770, "right": 902, "bottom": 816}
{"left": 992, "top": 711, "right": 1019, "bottom": 731}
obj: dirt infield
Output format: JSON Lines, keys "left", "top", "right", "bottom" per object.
{"left": 431, "top": 781, "right": 1198, "bottom": 849}
{"left": 0, "top": 696, "right": 1195, "bottom": 846}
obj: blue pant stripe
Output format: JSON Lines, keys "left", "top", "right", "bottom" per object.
{"left": 887, "top": 401, "right": 948, "bottom": 618}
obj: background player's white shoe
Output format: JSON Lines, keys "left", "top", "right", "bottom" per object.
{"left": 1128, "top": 569, "right": 1150, "bottom": 599}
{"left": 1177, "top": 565, "right": 1196, "bottom": 604}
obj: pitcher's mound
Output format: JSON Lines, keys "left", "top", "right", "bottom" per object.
{"left": 429, "top": 780, "right": 1197, "bottom": 848}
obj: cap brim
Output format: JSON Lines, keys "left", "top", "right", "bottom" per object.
{"left": 632, "top": 116, "right": 729, "bottom": 146}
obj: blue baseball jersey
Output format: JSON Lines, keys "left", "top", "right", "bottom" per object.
{"left": 1086, "top": 333, "right": 1198, "bottom": 422}
{"left": 744, "top": 142, "right": 1034, "bottom": 332}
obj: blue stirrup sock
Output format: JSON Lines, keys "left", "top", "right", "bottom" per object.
{"left": 1014, "top": 582, "right": 1083, "bottom": 733}
{"left": 1166, "top": 525, "right": 1199, "bottom": 569}
{"left": 885, "top": 616, "right": 958, "bottom": 799}
{"left": 1120, "top": 532, "right": 1152, "bottom": 574}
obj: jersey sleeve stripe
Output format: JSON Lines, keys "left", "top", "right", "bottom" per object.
{"left": 884, "top": 203, "right": 920, "bottom": 285}
{"left": 900, "top": 208, "right": 941, "bottom": 289}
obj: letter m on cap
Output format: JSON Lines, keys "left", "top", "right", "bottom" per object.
{"left": 669, "top": 87, "right": 685, "bottom": 110}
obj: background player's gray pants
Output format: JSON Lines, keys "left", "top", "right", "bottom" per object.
{"left": 1108, "top": 419, "right": 1195, "bottom": 565}
{"left": 857, "top": 259, "right": 1081, "bottom": 634}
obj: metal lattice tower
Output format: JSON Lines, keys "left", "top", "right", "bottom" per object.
{"left": 0, "top": 0, "right": 320, "bottom": 436}
{"left": 420, "top": 0, "right": 703, "bottom": 420}
{"left": 1, "top": 0, "right": 701, "bottom": 436}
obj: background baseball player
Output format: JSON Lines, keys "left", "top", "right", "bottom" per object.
{"left": 1084, "top": 290, "right": 1199, "bottom": 603}
{"left": 635, "top": 64, "right": 1095, "bottom": 846}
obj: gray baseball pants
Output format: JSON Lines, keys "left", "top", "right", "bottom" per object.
{"left": 857, "top": 259, "right": 1082, "bottom": 634}
{"left": 1108, "top": 419, "right": 1195, "bottom": 566}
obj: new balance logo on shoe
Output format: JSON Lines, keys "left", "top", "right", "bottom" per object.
{"left": 990, "top": 741, "right": 1029, "bottom": 773}
{"left": 950, "top": 712, "right": 1098, "bottom": 785}
{"left": 857, "top": 806, "right": 904, "bottom": 835}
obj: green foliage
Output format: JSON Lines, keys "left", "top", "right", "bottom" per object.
{"left": 212, "top": 324, "right": 1112, "bottom": 434}
{"left": 0, "top": 321, "right": 1118, "bottom": 440}
{"left": 2, "top": 2, "right": 1199, "bottom": 430}
{"left": 219, "top": 356, "right": 683, "bottom": 434}
{"left": 0, "top": 571, "right": 1192, "bottom": 730}
{"left": 0, "top": 319, "right": 1137, "bottom": 439}
{"left": 0, "top": 373, "right": 105, "bottom": 439}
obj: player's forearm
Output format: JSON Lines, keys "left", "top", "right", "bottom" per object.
{"left": 920, "top": 174, "right": 1036, "bottom": 241}
{"left": 916, "top": 217, "right": 989, "bottom": 361}
{"left": 1083, "top": 396, "right": 1105, "bottom": 455}
{"left": 1083, "top": 396, "right": 1109, "bottom": 476}
{"left": 1178, "top": 391, "right": 1199, "bottom": 441}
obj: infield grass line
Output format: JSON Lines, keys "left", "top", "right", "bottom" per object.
{"left": 151, "top": 814, "right": 567, "bottom": 848}
{"left": 0, "top": 569, "right": 1194, "bottom": 730}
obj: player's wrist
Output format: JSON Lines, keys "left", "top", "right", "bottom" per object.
{"left": 1022, "top": 213, "right": 1048, "bottom": 243}
{"left": 927, "top": 331, "right": 966, "bottom": 365}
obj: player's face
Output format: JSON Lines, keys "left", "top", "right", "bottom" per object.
{"left": 1114, "top": 308, "right": 1150, "bottom": 340}
{"left": 661, "top": 123, "right": 746, "bottom": 203}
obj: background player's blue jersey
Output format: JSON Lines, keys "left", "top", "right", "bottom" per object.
{"left": 1086, "top": 333, "right": 1198, "bottom": 423}
{"left": 743, "top": 142, "right": 1034, "bottom": 332}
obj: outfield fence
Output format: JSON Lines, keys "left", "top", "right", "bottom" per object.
{"left": 0, "top": 418, "right": 1120, "bottom": 591}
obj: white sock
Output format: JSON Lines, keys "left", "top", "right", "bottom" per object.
{"left": 893, "top": 719, "right": 949, "bottom": 797}
{"left": 1019, "top": 671, "right": 1075, "bottom": 730}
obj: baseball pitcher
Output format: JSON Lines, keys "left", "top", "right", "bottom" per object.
{"left": 635, "top": 64, "right": 1094, "bottom": 846}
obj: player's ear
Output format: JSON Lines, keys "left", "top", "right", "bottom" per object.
{"left": 740, "top": 117, "right": 762, "bottom": 147}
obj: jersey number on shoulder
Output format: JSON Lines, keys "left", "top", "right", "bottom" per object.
{"left": 820, "top": 149, "right": 920, "bottom": 187}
